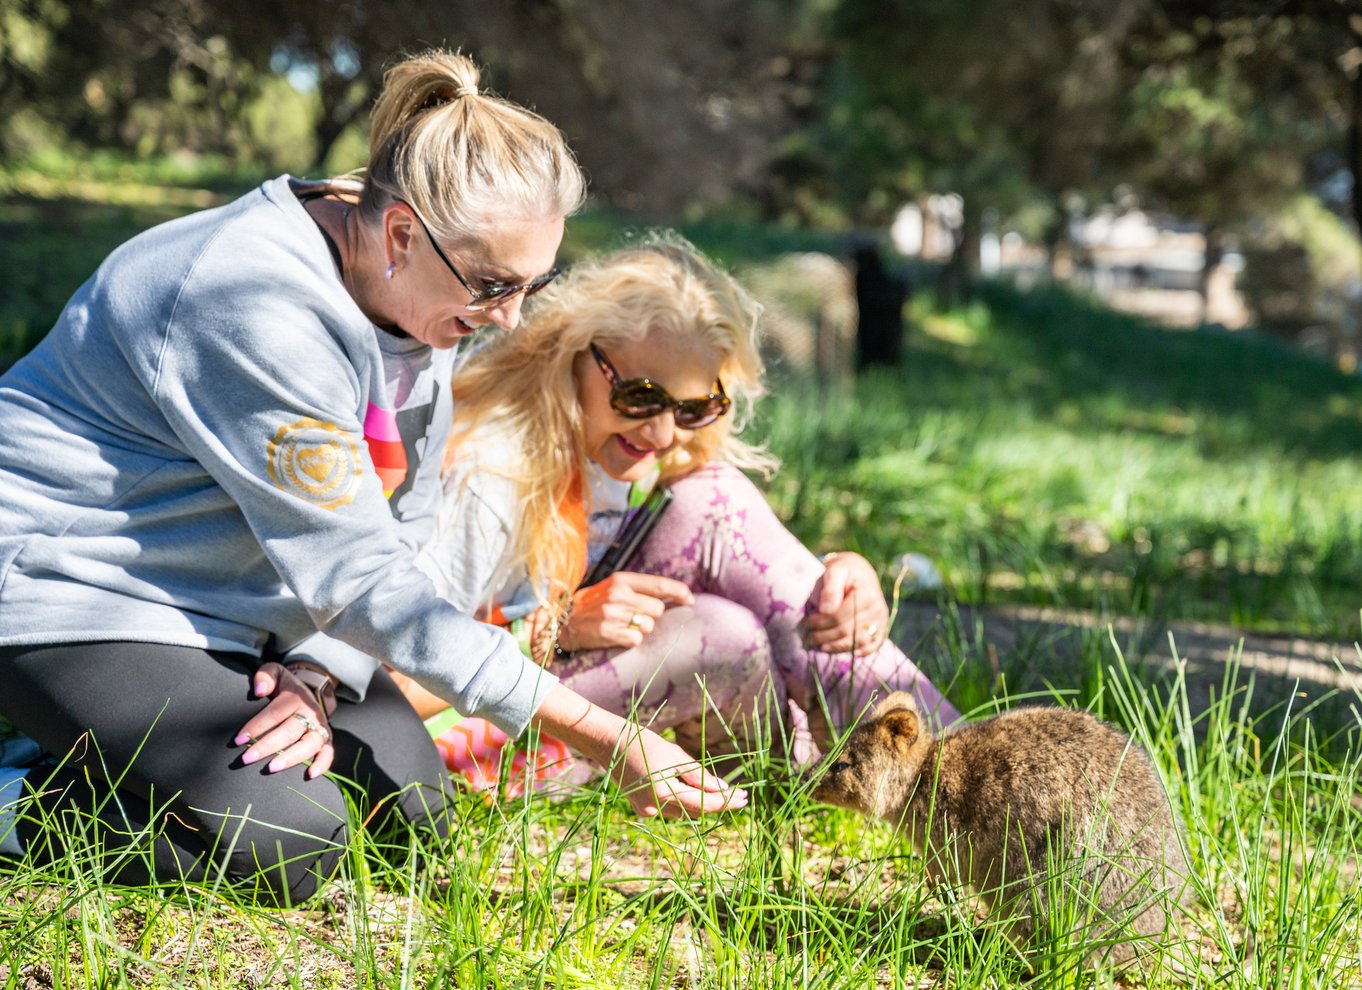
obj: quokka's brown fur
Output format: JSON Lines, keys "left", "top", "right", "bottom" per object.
{"left": 812, "top": 692, "right": 1193, "bottom": 968}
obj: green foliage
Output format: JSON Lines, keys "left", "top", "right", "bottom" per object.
{"left": 756, "top": 280, "right": 1362, "bottom": 639}
{"left": 0, "top": 165, "right": 259, "bottom": 361}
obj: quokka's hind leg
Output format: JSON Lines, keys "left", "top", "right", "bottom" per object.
{"left": 1077, "top": 843, "right": 1188, "bottom": 972}
{"left": 975, "top": 864, "right": 1042, "bottom": 958}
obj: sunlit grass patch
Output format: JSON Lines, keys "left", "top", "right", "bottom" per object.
{"left": 2, "top": 643, "right": 1358, "bottom": 988}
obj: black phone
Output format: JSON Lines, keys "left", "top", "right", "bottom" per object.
{"left": 582, "top": 484, "right": 674, "bottom": 587}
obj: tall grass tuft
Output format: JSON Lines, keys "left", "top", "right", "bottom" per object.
{"left": 2, "top": 637, "right": 1358, "bottom": 987}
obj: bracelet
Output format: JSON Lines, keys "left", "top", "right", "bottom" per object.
{"left": 283, "top": 660, "right": 338, "bottom": 712}
{"left": 551, "top": 595, "right": 574, "bottom": 661}
{"left": 529, "top": 597, "right": 576, "bottom": 667}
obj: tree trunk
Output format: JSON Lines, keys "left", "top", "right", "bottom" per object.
{"left": 1199, "top": 225, "right": 1223, "bottom": 326}
{"left": 936, "top": 199, "right": 982, "bottom": 305}
{"left": 1350, "top": 61, "right": 1362, "bottom": 237}
{"left": 311, "top": 73, "right": 371, "bottom": 171}
{"left": 1043, "top": 195, "right": 1070, "bottom": 281}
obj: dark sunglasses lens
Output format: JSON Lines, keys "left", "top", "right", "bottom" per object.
{"left": 611, "top": 383, "right": 668, "bottom": 419}
{"left": 471, "top": 271, "right": 557, "bottom": 309}
{"left": 525, "top": 271, "right": 558, "bottom": 298}
{"left": 675, "top": 398, "right": 728, "bottom": 428}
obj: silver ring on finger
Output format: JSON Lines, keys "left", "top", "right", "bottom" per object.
{"left": 292, "top": 710, "right": 332, "bottom": 745}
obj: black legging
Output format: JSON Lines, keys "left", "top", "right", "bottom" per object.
{"left": 0, "top": 642, "right": 455, "bottom": 904}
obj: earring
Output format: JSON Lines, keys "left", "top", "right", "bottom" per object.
{"left": 385, "top": 263, "right": 396, "bottom": 281}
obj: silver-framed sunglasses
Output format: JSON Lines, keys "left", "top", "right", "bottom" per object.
{"left": 401, "top": 201, "right": 558, "bottom": 312}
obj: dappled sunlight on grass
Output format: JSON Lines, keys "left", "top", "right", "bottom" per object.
{"left": 0, "top": 170, "right": 228, "bottom": 210}
{"left": 757, "top": 282, "right": 1362, "bottom": 639}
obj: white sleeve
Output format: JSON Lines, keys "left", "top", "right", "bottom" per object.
{"left": 415, "top": 464, "right": 518, "bottom": 616}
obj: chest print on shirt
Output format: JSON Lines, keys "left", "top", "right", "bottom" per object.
{"left": 387, "top": 400, "right": 436, "bottom": 516}
{"left": 267, "top": 417, "right": 362, "bottom": 510}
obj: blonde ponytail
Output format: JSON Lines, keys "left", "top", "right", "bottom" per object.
{"left": 359, "top": 49, "right": 585, "bottom": 244}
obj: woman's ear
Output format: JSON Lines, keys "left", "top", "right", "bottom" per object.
{"left": 384, "top": 204, "right": 418, "bottom": 267}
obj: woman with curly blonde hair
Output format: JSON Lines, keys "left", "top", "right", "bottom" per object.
{"left": 406, "top": 237, "right": 958, "bottom": 780}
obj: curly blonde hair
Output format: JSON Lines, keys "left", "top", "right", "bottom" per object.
{"left": 447, "top": 234, "right": 776, "bottom": 612}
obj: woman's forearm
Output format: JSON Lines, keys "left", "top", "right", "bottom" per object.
{"left": 528, "top": 681, "right": 631, "bottom": 768}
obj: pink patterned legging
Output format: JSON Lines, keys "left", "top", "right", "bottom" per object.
{"left": 557, "top": 462, "right": 960, "bottom": 762}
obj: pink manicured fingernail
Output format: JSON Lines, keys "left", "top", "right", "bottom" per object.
{"left": 233, "top": 733, "right": 250, "bottom": 746}
{"left": 267, "top": 758, "right": 284, "bottom": 773}
{"left": 240, "top": 749, "right": 260, "bottom": 766}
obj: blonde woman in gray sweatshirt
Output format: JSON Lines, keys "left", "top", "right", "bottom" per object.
{"left": 0, "top": 50, "right": 742, "bottom": 905}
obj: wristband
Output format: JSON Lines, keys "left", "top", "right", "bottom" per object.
{"left": 283, "top": 660, "right": 338, "bottom": 713}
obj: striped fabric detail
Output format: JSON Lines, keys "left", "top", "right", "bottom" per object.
{"left": 363, "top": 402, "right": 407, "bottom": 497}
{"left": 434, "top": 717, "right": 575, "bottom": 800}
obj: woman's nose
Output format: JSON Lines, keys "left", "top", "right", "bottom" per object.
{"left": 483, "top": 292, "right": 526, "bottom": 332}
{"left": 637, "top": 410, "right": 677, "bottom": 450}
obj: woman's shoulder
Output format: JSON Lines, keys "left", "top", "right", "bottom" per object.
{"left": 94, "top": 176, "right": 337, "bottom": 309}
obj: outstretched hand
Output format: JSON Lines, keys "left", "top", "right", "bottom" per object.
{"left": 531, "top": 682, "right": 746, "bottom": 819}
{"left": 612, "top": 725, "right": 746, "bottom": 818}
{"left": 233, "top": 662, "right": 337, "bottom": 780}
{"left": 802, "top": 551, "right": 891, "bottom": 656}
{"left": 557, "top": 571, "right": 693, "bottom": 652}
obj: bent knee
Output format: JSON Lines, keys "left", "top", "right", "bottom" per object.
{"left": 210, "top": 799, "right": 349, "bottom": 906}
{"left": 687, "top": 594, "right": 774, "bottom": 681}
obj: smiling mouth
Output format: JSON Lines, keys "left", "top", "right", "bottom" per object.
{"left": 616, "top": 436, "right": 656, "bottom": 460}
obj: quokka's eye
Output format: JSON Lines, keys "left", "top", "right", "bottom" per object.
{"left": 831, "top": 761, "right": 851, "bottom": 774}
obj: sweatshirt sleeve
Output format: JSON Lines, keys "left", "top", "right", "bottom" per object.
{"left": 142, "top": 214, "right": 555, "bottom": 735}
{"left": 290, "top": 460, "right": 524, "bottom": 703}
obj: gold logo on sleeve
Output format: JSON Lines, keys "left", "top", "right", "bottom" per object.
{"left": 267, "top": 418, "right": 362, "bottom": 510}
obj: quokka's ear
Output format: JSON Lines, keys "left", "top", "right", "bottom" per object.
{"left": 877, "top": 707, "right": 919, "bottom": 755}
{"left": 872, "top": 691, "right": 919, "bottom": 720}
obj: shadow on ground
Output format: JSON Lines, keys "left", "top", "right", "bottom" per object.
{"left": 897, "top": 602, "right": 1362, "bottom": 728}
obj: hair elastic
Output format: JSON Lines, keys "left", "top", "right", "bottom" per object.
{"left": 455, "top": 84, "right": 478, "bottom": 99}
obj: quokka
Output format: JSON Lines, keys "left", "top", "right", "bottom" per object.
{"left": 813, "top": 692, "right": 1193, "bottom": 968}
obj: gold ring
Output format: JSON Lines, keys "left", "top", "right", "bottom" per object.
{"left": 629, "top": 613, "right": 644, "bottom": 629}
{"left": 864, "top": 623, "right": 879, "bottom": 641}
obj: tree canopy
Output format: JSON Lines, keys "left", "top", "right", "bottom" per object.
{"left": 1, "top": 0, "right": 1356, "bottom": 238}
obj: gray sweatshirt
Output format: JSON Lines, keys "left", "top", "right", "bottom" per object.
{"left": 0, "top": 175, "right": 555, "bottom": 735}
